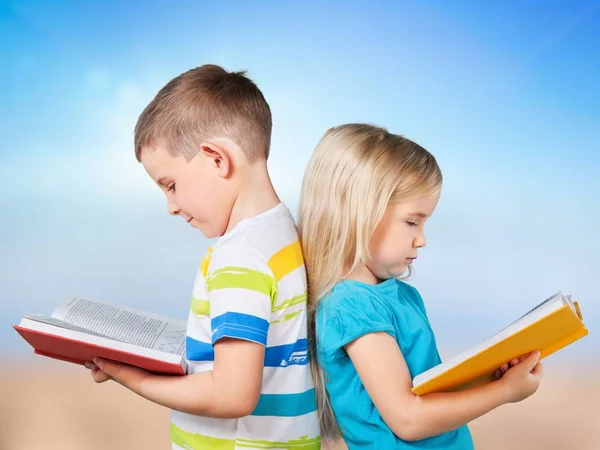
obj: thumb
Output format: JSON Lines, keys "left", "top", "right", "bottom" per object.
{"left": 93, "top": 357, "right": 121, "bottom": 379}
{"left": 522, "top": 350, "right": 541, "bottom": 371}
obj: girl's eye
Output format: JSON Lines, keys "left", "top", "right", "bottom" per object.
{"left": 406, "top": 221, "right": 418, "bottom": 227}
{"left": 167, "top": 184, "right": 176, "bottom": 192}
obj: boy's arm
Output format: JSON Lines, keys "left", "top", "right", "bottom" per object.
{"left": 90, "top": 245, "right": 275, "bottom": 419}
{"left": 91, "top": 337, "right": 264, "bottom": 418}
{"left": 345, "top": 332, "right": 543, "bottom": 441}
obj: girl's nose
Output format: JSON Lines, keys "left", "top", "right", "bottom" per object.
{"left": 414, "top": 234, "right": 427, "bottom": 248}
{"left": 167, "top": 200, "right": 180, "bottom": 216}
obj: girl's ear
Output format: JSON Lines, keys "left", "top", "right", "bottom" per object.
{"left": 200, "top": 141, "right": 231, "bottom": 178}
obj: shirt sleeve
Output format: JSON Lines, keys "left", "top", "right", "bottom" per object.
{"left": 318, "top": 291, "right": 396, "bottom": 356}
{"left": 206, "top": 245, "right": 276, "bottom": 346}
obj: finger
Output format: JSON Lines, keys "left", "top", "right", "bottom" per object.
{"left": 93, "top": 357, "right": 122, "bottom": 380}
{"left": 501, "top": 364, "right": 509, "bottom": 372}
{"left": 510, "top": 359, "right": 519, "bottom": 366}
{"left": 523, "top": 351, "right": 541, "bottom": 371}
{"left": 494, "top": 369, "right": 501, "bottom": 380}
{"left": 91, "top": 368, "right": 112, "bottom": 383}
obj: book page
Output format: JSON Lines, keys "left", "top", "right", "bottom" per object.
{"left": 515, "top": 291, "right": 563, "bottom": 320}
{"left": 51, "top": 297, "right": 187, "bottom": 356}
{"left": 23, "top": 314, "right": 110, "bottom": 339}
{"left": 489, "top": 292, "right": 563, "bottom": 336}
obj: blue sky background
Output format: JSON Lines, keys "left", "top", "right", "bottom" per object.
{"left": 1, "top": 1, "right": 598, "bottom": 368}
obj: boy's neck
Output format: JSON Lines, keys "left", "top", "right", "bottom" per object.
{"left": 225, "top": 161, "right": 281, "bottom": 234}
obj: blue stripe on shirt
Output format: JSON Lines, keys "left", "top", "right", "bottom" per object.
{"left": 211, "top": 312, "right": 269, "bottom": 345}
{"left": 186, "top": 336, "right": 214, "bottom": 362}
{"left": 186, "top": 336, "right": 310, "bottom": 368}
{"left": 251, "top": 389, "right": 317, "bottom": 417}
{"left": 264, "top": 338, "right": 309, "bottom": 367}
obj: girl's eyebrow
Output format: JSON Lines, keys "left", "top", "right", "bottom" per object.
{"left": 408, "top": 212, "right": 429, "bottom": 218}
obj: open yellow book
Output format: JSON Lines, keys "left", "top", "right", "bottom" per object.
{"left": 411, "top": 291, "right": 588, "bottom": 396}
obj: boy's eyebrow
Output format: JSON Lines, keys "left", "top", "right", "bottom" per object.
{"left": 409, "top": 212, "right": 429, "bottom": 218}
{"left": 156, "top": 176, "right": 169, "bottom": 186}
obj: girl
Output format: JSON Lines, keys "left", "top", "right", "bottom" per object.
{"left": 298, "top": 123, "right": 543, "bottom": 449}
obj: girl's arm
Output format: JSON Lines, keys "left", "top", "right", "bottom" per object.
{"left": 345, "top": 332, "right": 543, "bottom": 441}
{"left": 88, "top": 337, "right": 264, "bottom": 419}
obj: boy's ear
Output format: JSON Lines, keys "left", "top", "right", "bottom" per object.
{"left": 200, "top": 141, "right": 231, "bottom": 178}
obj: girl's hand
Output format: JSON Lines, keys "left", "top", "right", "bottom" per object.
{"left": 493, "top": 357, "right": 522, "bottom": 380}
{"left": 497, "top": 350, "right": 543, "bottom": 403}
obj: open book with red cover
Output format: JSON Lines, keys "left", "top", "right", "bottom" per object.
{"left": 14, "top": 297, "right": 187, "bottom": 375}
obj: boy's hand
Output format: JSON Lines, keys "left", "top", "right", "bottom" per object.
{"left": 85, "top": 358, "right": 150, "bottom": 393}
{"left": 83, "top": 339, "right": 264, "bottom": 418}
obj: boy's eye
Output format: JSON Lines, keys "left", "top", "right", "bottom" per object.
{"left": 406, "top": 221, "right": 418, "bottom": 227}
{"left": 167, "top": 183, "right": 175, "bottom": 192}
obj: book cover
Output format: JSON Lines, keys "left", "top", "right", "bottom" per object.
{"left": 14, "top": 297, "right": 188, "bottom": 376}
{"left": 412, "top": 292, "right": 588, "bottom": 395}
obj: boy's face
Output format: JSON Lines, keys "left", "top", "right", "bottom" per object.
{"left": 140, "top": 144, "right": 235, "bottom": 238}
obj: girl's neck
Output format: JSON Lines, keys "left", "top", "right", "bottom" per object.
{"left": 344, "top": 264, "right": 381, "bottom": 285}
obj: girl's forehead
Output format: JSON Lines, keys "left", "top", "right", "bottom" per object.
{"left": 389, "top": 193, "right": 440, "bottom": 216}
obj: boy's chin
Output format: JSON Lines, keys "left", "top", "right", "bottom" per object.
{"left": 192, "top": 222, "right": 226, "bottom": 239}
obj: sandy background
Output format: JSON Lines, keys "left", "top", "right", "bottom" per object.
{"left": 0, "top": 358, "right": 597, "bottom": 450}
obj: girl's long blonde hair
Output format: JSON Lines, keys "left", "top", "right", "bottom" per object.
{"left": 298, "top": 123, "right": 443, "bottom": 440}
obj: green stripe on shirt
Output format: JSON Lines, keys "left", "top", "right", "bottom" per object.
{"left": 272, "top": 292, "right": 307, "bottom": 313}
{"left": 190, "top": 297, "right": 210, "bottom": 317}
{"left": 237, "top": 435, "right": 321, "bottom": 449}
{"left": 170, "top": 423, "right": 320, "bottom": 450}
{"left": 206, "top": 266, "right": 277, "bottom": 299}
{"left": 171, "top": 423, "right": 235, "bottom": 450}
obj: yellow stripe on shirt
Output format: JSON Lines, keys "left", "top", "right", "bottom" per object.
{"left": 268, "top": 241, "right": 304, "bottom": 281}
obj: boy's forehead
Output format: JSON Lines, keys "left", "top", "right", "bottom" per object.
{"left": 140, "top": 145, "right": 180, "bottom": 178}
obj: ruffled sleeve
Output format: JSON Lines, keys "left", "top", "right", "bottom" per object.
{"left": 317, "top": 291, "right": 396, "bottom": 357}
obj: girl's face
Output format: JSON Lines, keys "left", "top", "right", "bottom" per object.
{"left": 363, "top": 191, "right": 440, "bottom": 283}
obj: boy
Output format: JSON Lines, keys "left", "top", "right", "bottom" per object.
{"left": 85, "top": 65, "right": 321, "bottom": 449}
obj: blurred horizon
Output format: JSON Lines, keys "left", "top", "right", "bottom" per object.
{"left": 1, "top": 1, "right": 598, "bottom": 368}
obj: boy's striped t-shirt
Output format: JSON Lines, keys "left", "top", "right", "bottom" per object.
{"left": 171, "top": 203, "right": 321, "bottom": 449}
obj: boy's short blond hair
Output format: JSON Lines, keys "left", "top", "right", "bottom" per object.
{"left": 134, "top": 64, "right": 272, "bottom": 162}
